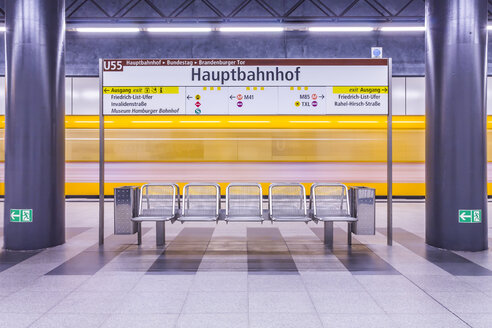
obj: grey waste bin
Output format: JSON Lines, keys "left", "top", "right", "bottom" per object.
{"left": 349, "top": 186, "right": 376, "bottom": 235}
{"left": 114, "top": 186, "right": 139, "bottom": 235}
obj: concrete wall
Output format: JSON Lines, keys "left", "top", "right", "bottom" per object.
{"left": 0, "top": 31, "right": 491, "bottom": 76}
{"left": 0, "top": 32, "right": 428, "bottom": 76}
{"left": 65, "top": 32, "right": 426, "bottom": 76}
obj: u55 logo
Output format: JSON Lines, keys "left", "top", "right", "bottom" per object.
{"left": 103, "top": 60, "right": 123, "bottom": 71}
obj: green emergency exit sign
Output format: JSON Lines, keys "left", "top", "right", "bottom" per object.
{"left": 10, "top": 209, "right": 32, "bottom": 223}
{"left": 458, "top": 209, "right": 481, "bottom": 223}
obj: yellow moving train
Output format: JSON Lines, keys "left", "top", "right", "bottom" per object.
{"left": 1, "top": 115, "right": 490, "bottom": 196}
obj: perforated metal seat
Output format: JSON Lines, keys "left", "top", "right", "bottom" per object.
{"left": 178, "top": 183, "right": 220, "bottom": 222}
{"left": 310, "top": 183, "right": 355, "bottom": 222}
{"left": 310, "top": 183, "right": 356, "bottom": 246}
{"left": 226, "top": 183, "right": 264, "bottom": 223}
{"left": 269, "top": 183, "right": 310, "bottom": 223}
{"left": 132, "top": 184, "right": 179, "bottom": 222}
{"left": 131, "top": 183, "right": 179, "bottom": 246}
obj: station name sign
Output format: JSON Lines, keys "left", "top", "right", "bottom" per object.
{"left": 101, "top": 58, "right": 389, "bottom": 116}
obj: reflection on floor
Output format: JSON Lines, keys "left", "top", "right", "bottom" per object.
{"left": 0, "top": 200, "right": 491, "bottom": 327}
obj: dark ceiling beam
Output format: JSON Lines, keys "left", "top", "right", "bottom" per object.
{"left": 0, "top": 0, "right": 491, "bottom": 23}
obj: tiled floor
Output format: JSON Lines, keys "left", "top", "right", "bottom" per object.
{"left": 0, "top": 200, "right": 492, "bottom": 327}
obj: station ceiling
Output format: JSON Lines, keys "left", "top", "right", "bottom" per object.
{"left": 0, "top": 0, "right": 433, "bottom": 24}
{"left": 1, "top": 0, "right": 491, "bottom": 25}
{"left": 65, "top": 0, "right": 426, "bottom": 23}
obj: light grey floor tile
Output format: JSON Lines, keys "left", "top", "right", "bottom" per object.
{"left": 407, "top": 274, "right": 479, "bottom": 292}
{"left": 191, "top": 272, "right": 247, "bottom": 292}
{"left": 248, "top": 274, "right": 306, "bottom": 292}
{"left": 176, "top": 313, "right": 248, "bottom": 328}
{"left": 132, "top": 274, "right": 195, "bottom": 292}
{"left": 310, "top": 291, "right": 384, "bottom": 314}
{"left": 301, "top": 272, "right": 365, "bottom": 292}
{"left": 0, "top": 313, "right": 41, "bottom": 328}
{"left": 114, "top": 291, "right": 186, "bottom": 314}
{"left": 23, "top": 275, "right": 91, "bottom": 292}
{"left": 250, "top": 313, "right": 322, "bottom": 328}
{"left": 458, "top": 276, "right": 492, "bottom": 292}
{"left": 354, "top": 275, "right": 421, "bottom": 293}
{"left": 387, "top": 260, "right": 449, "bottom": 276}
{"left": 0, "top": 291, "right": 69, "bottom": 314}
{"left": 183, "top": 292, "right": 248, "bottom": 313}
{"left": 249, "top": 291, "right": 316, "bottom": 313}
{"left": 0, "top": 274, "right": 39, "bottom": 296}
{"left": 428, "top": 291, "right": 492, "bottom": 314}
{"left": 458, "top": 313, "right": 492, "bottom": 328}
{"left": 101, "top": 313, "right": 178, "bottom": 328}
{"left": 49, "top": 291, "right": 127, "bottom": 314}
{"left": 76, "top": 274, "right": 142, "bottom": 292}
{"left": 30, "top": 313, "right": 108, "bottom": 328}
{"left": 370, "top": 291, "right": 448, "bottom": 314}
{"left": 319, "top": 314, "right": 395, "bottom": 328}
{"left": 389, "top": 313, "right": 469, "bottom": 328}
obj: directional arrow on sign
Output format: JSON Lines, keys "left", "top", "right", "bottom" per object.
{"left": 230, "top": 95, "right": 236, "bottom": 100}
{"left": 319, "top": 95, "right": 325, "bottom": 99}
{"left": 382, "top": 87, "right": 388, "bottom": 92}
{"left": 10, "top": 211, "right": 19, "bottom": 222}
{"left": 459, "top": 211, "right": 471, "bottom": 221}
{"left": 104, "top": 88, "right": 110, "bottom": 93}
{"left": 186, "top": 95, "right": 192, "bottom": 100}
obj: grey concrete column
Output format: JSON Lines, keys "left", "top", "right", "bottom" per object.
{"left": 425, "top": 0, "right": 488, "bottom": 251}
{"left": 3, "top": 0, "right": 66, "bottom": 250}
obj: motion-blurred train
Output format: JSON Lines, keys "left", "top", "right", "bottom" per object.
{"left": 1, "top": 76, "right": 491, "bottom": 197}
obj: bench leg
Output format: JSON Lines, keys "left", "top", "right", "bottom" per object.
{"left": 347, "top": 222, "right": 352, "bottom": 246}
{"left": 156, "top": 221, "right": 165, "bottom": 247}
{"left": 324, "top": 221, "right": 334, "bottom": 248}
{"left": 137, "top": 222, "right": 142, "bottom": 245}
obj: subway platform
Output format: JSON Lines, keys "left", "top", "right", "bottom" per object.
{"left": 0, "top": 200, "right": 491, "bottom": 328}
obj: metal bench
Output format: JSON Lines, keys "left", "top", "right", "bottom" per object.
{"left": 269, "top": 183, "right": 311, "bottom": 223}
{"left": 132, "top": 183, "right": 179, "bottom": 246}
{"left": 310, "top": 183, "right": 356, "bottom": 247}
{"left": 225, "top": 183, "right": 264, "bottom": 223}
{"left": 177, "top": 183, "right": 220, "bottom": 222}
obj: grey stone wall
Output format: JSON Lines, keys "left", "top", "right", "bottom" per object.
{"left": 65, "top": 32, "right": 426, "bottom": 76}
{"left": 0, "top": 30, "right": 490, "bottom": 77}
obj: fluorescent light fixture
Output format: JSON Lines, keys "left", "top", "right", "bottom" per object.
{"left": 219, "top": 27, "right": 284, "bottom": 33}
{"left": 488, "top": 25, "right": 492, "bottom": 30}
{"left": 147, "top": 27, "right": 212, "bottom": 33}
{"left": 380, "top": 26, "right": 425, "bottom": 32}
{"left": 0, "top": 27, "right": 5, "bottom": 32}
{"left": 76, "top": 27, "right": 140, "bottom": 33}
{"left": 308, "top": 26, "right": 373, "bottom": 32}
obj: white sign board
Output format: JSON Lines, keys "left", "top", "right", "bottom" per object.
{"left": 101, "top": 59, "right": 389, "bottom": 115}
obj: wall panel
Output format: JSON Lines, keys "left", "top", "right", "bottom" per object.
{"left": 72, "top": 77, "right": 99, "bottom": 115}
{"left": 405, "top": 77, "right": 425, "bottom": 115}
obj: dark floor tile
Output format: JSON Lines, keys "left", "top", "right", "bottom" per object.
{"left": 380, "top": 228, "right": 492, "bottom": 276}
{"left": 311, "top": 227, "right": 400, "bottom": 275}
{"left": 146, "top": 228, "right": 215, "bottom": 274}
{"left": 247, "top": 228, "right": 298, "bottom": 273}
{"left": 46, "top": 230, "right": 149, "bottom": 275}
